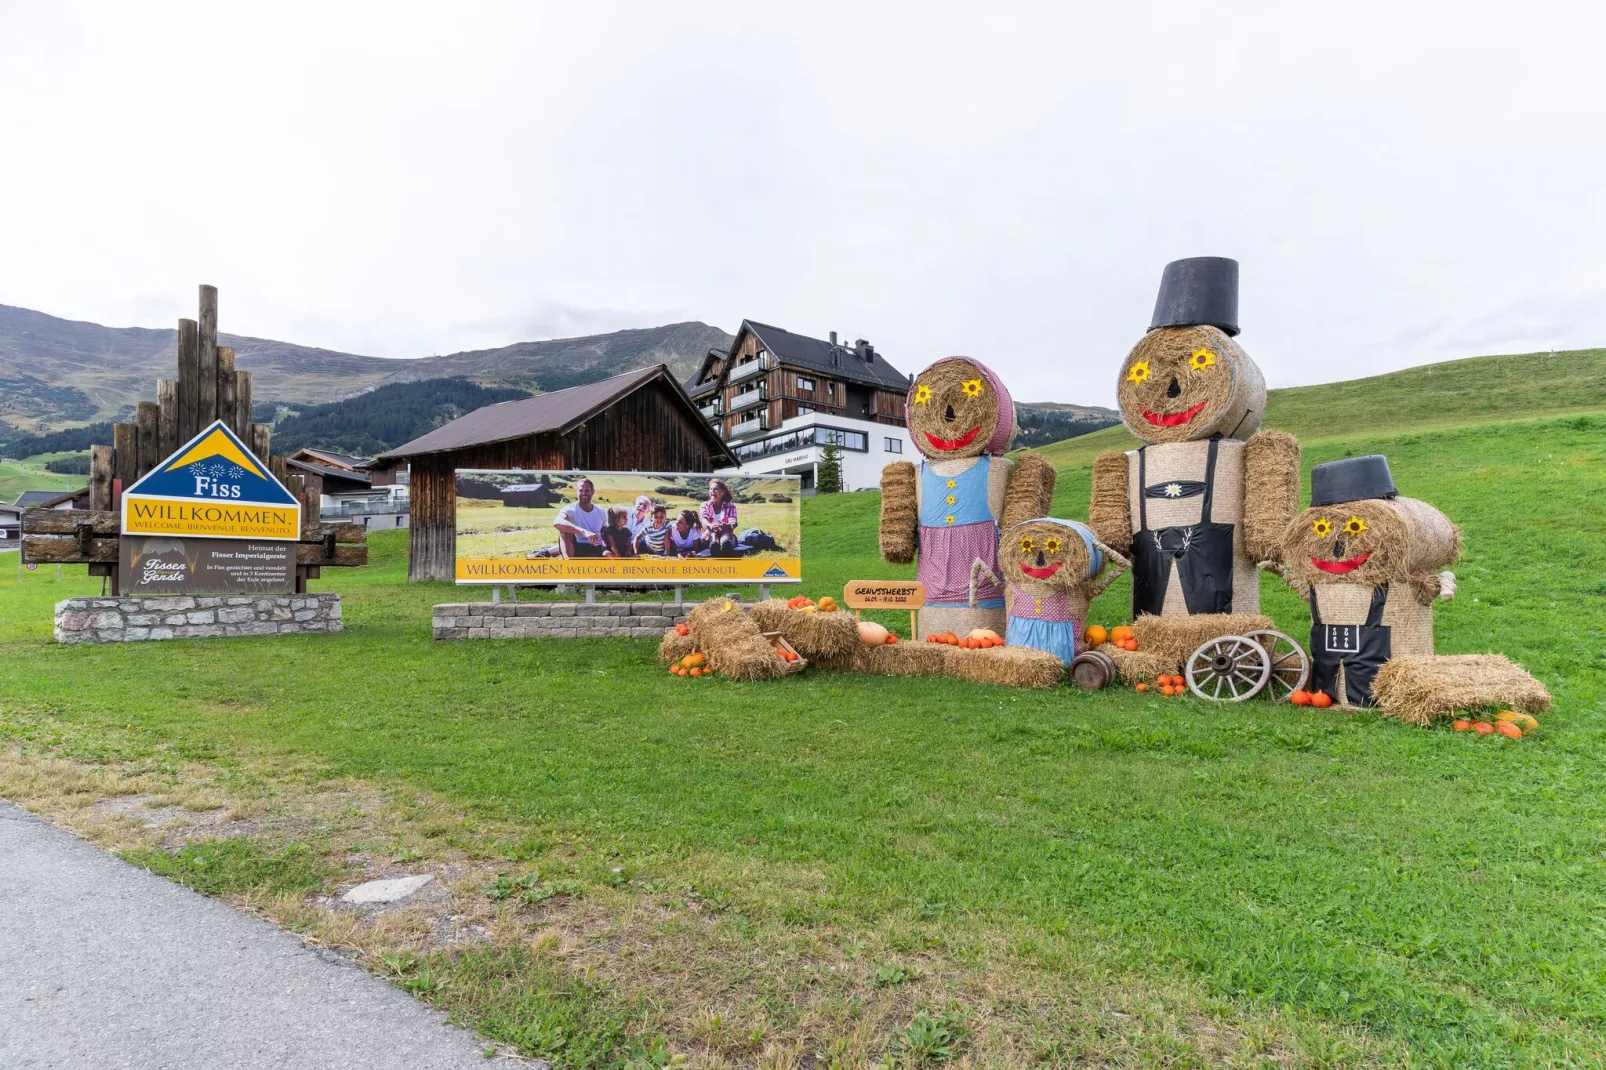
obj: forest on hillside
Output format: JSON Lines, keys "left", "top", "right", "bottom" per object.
{"left": 259, "top": 378, "right": 532, "bottom": 456}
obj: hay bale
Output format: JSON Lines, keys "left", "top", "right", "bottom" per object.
{"left": 1104, "top": 644, "right": 1175, "bottom": 685}
{"left": 1241, "top": 430, "right": 1301, "bottom": 563}
{"left": 853, "top": 642, "right": 951, "bottom": 677}
{"left": 1131, "top": 612, "right": 1273, "bottom": 666}
{"left": 657, "top": 627, "right": 695, "bottom": 665}
{"left": 1282, "top": 497, "right": 1460, "bottom": 587}
{"left": 1118, "top": 326, "right": 1265, "bottom": 445}
{"left": 685, "top": 597, "right": 786, "bottom": 682}
{"left": 1372, "top": 654, "right": 1552, "bottom": 727}
{"left": 906, "top": 356, "right": 1015, "bottom": 459}
{"left": 1000, "top": 452, "right": 1057, "bottom": 532}
{"left": 946, "top": 646, "right": 1063, "bottom": 689}
{"left": 747, "top": 600, "right": 860, "bottom": 659}
{"left": 1088, "top": 451, "right": 1132, "bottom": 554}
{"left": 879, "top": 460, "right": 918, "bottom": 563}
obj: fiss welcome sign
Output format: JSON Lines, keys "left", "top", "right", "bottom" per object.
{"left": 122, "top": 421, "right": 301, "bottom": 541}
{"left": 453, "top": 470, "right": 801, "bottom": 585}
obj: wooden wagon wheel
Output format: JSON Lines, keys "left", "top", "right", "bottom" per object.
{"left": 1243, "top": 629, "right": 1310, "bottom": 702}
{"left": 1184, "top": 635, "right": 1271, "bottom": 702}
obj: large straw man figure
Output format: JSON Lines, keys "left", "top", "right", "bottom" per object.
{"left": 1089, "top": 257, "right": 1300, "bottom": 619}
{"left": 879, "top": 356, "right": 1055, "bottom": 639}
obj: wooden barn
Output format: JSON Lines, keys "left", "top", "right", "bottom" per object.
{"left": 376, "top": 364, "right": 736, "bottom": 581}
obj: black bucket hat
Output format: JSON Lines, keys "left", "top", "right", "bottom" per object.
{"left": 1310, "top": 455, "right": 1397, "bottom": 507}
{"left": 1149, "top": 256, "right": 1240, "bottom": 336}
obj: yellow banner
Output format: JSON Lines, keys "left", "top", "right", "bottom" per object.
{"left": 455, "top": 556, "right": 801, "bottom": 584}
{"left": 123, "top": 497, "right": 301, "bottom": 541}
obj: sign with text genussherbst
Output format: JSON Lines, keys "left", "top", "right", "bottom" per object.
{"left": 122, "top": 421, "right": 301, "bottom": 541}
{"left": 453, "top": 469, "right": 802, "bottom": 585}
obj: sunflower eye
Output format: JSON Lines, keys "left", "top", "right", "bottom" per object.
{"left": 1019, "top": 536, "right": 1035, "bottom": 553}
{"left": 1126, "top": 360, "right": 1151, "bottom": 384}
{"left": 913, "top": 384, "right": 933, "bottom": 406}
{"left": 1344, "top": 516, "right": 1369, "bottom": 535}
{"left": 1043, "top": 537, "right": 1061, "bottom": 554}
{"left": 1188, "top": 348, "right": 1217, "bottom": 372}
{"left": 1311, "top": 518, "right": 1333, "bottom": 537}
{"left": 960, "top": 379, "right": 983, "bottom": 398}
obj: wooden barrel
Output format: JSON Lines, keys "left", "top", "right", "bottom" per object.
{"left": 1069, "top": 649, "right": 1116, "bottom": 690}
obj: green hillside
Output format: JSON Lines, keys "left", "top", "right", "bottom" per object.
{"left": 1034, "top": 346, "right": 1606, "bottom": 470}
{"left": 0, "top": 458, "right": 81, "bottom": 504}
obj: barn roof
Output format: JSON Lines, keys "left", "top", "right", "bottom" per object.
{"left": 377, "top": 364, "right": 734, "bottom": 464}
{"left": 13, "top": 489, "right": 74, "bottom": 507}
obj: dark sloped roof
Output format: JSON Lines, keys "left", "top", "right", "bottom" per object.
{"left": 295, "top": 447, "right": 373, "bottom": 469}
{"left": 288, "top": 458, "right": 373, "bottom": 486}
{"left": 13, "top": 490, "right": 72, "bottom": 507}
{"left": 744, "top": 321, "right": 910, "bottom": 391}
{"left": 378, "top": 364, "right": 734, "bottom": 463}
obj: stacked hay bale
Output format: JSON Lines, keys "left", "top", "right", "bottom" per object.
{"left": 684, "top": 597, "right": 792, "bottom": 681}
{"left": 1130, "top": 612, "right": 1274, "bottom": 669}
{"left": 1372, "top": 655, "right": 1552, "bottom": 726}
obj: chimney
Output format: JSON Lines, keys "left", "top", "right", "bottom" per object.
{"left": 854, "top": 339, "right": 870, "bottom": 363}
{"left": 829, "top": 330, "right": 837, "bottom": 345}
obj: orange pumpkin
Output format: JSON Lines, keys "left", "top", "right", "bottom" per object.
{"left": 1473, "top": 721, "right": 1495, "bottom": 735}
{"left": 1452, "top": 719, "right": 1471, "bottom": 732}
{"left": 1085, "top": 625, "right": 1108, "bottom": 647}
{"left": 1290, "top": 690, "right": 1311, "bottom": 706}
{"left": 1495, "top": 721, "right": 1523, "bottom": 740}
{"left": 1310, "top": 692, "right": 1333, "bottom": 709}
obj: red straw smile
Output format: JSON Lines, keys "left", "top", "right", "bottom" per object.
{"left": 1311, "top": 552, "right": 1372, "bottom": 574}
{"left": 1020, "top": 562, "right": 1062, "bottom": 580}
{"left": 924, "top": 427, "right": 981, "bottom": 451}
{"left": 1140, "top": 401, "right": 1208, "bottom": 428}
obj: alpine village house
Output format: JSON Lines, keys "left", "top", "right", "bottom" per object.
{"left": 688, "top": 321, "right": 913, "bottom": 492}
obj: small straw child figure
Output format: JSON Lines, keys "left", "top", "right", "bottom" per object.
{"left": 1263, "top": 455, "right": 1459, "bottom": 708}
{"left": 970, "top": 518, "right": 1130, "bottom": 665}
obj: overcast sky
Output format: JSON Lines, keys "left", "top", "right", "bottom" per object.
{"left": 3, "top": 1, "right": 1603, "bottom": 405}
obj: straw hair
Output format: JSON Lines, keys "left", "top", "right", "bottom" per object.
{"left": 1241, "top": 430, "right": 1301, "bottom": 563}
{"left": 946, "top": 646, "right": 1063, "bottom": 689}
{"left": 1105, "top": 645, "right": 1177, "bottom": 685}
{"left": 1088, "top": 452, "right": 1133, "bottom": 554}
{"left": 1131, "top": 612, "right": 1274, "bottom": 666}
{"left": 906, "top": 357, "right": 1013, "bottom": 460}
{"left": 1283, "top": 496, "right": 1460, "bottom": 589}
{"left": 1000, "top": 452, "right": 1057, "bottom": 532}
{"left": 1118, "top": 326, "right": 1266, "bottom": 445}
{"left": 686, "top": 597, "right": 787, "bottom": 681}
{"left": 1372, "top": 654, "right": 1551, "bottom": 726}
{"left": 748, "top": 600, "right": 861, "bottom": 659}
{"left": 878, "top": 460, "right": 918, "bottom": 564}
{"left": 657, "top": 626, "right": 696, "bottom": 665}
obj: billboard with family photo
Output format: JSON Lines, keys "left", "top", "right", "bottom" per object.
{"left": 453, "top": 470, "right": 802, "bottom": 585}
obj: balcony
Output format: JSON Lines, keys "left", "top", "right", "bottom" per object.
{"left": 699, "top": 399, "right": 722, "bottom": 420}
{"left": 727, "top": 354, "right": 772, "bottom": 384}
{"left": 729, "top": 384, "right": 767, "bottom": 412}
{"left": 729, "top": 413, "right": 769, "bottom": 438}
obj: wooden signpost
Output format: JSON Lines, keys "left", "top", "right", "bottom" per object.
{"left": 842, "top": 579, "right": 926, "bottom": 639}
{"left": 20, "top": 285, "right": 366, "bottom": 593}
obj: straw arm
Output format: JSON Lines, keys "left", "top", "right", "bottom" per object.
{"left": 969, "top": 558, "right": 1003, "bottom": 609}
{"left": 1088, "top": 540, "right": 1132, "bottom": 600}
{"left": 1242, "top": 430, "right": 1301, "bottom": 563}
{"left": 1258, "top": 559, "right": 1309, "bottom": 599}
{"left": 1000, "top": 452, "right": 1056, "bottom": 531}
{"left": 1410, "top": 569, "right": 1456, "bottom": 605}
{"left": 879, "top": 461, "right": 919, "bottom": 564}
{"left": 1088, "top": 452, "right": 1132, "bottom": 554}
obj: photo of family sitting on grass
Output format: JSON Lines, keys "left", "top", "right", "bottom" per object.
{"left": 453, "top": 470, "right": 802, "bottom": 568}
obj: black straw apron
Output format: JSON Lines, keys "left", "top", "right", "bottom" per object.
{"left": 1130, "top": 435, "right": 1237, "bottom": 617}
{"left": 1309, "top": 584, "right": 1391, "bottom": 707}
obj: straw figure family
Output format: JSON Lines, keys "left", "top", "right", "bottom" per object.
{"left": 655, "top": 256, "right": 1549, "bottom": 727}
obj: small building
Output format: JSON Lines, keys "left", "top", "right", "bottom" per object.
{"left": 376, "top": 364, "right": 735, "bottom": 581}
{"left": 687, "top": 321, "right": 914, "bottom": 491}
{"left": 0, "top": 502, "right": 21, "bottom": 544}
{"left": 286, "top": 448, "right": 410, "bottom": 531}
{"left": 500, "top": 476, "right": 563, "bottom": 509}
{"left": 13, "top": 489, "right": 86, "bottom": 510}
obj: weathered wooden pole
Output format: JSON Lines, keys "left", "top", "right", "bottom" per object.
{"left": 234, "top": 371, "right": 253, "bottom": 440}
{"left": 250, "top": 423, "right": 272, "bottom": 462}
{"left": 156, "top": 379, "right": 179, "bottom": 458}
{"left": 177, "top": 318, "right": 200, "bottom": 441}
{"left": 135, "top": 402, "right": 159, "bottom": 478}
{"left": 113, "top": 423, "right": 137, "bottom": 491}
{"left": 197, "top": 285, "right": 219, "bottom": 428}
{"left": 89, "top": 445, "right": 114, "bottom": 512}
{"left": 217, "top": 346, "right": 237, "bottom": 433}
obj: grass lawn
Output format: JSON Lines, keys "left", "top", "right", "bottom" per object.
{"left": 3, "top": 352, "right": 1605, "bottom": 1067}
{"left": 0, "top": 456, "right": 82, "bottom": 503}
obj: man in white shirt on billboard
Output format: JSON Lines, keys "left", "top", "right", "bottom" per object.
{"left": 553, "top": 477, "right": 607, "bottom": 557}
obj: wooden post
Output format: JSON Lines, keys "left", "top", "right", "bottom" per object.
{"left": 216, "top": 346, "right": 237, "bottom": 433}
{"left": 134, "top": 402, "right": 159, "bottom": 478}
{"left": 113, "top": 423, "right": 137, "bottom": 492}
{"left": 234, "top": 371, "right": 253, "bottom": 440}
{"left": 156, "top": 379, "right": 179, "bottom": 459}
{"left": 197, "top": 285, "right": 218, "bottom": 427}
{"left": 250, "top": 423, "right": 272, "bottom": 464}
{"left": 89, "top": 445, "right": 114, "bottom": 512}
{"left": 177, "top": 318, "right": 199, "bottom": 441}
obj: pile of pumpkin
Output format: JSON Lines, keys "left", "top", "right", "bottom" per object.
{"left": 668, "top": 651, "right": 711, "bottom": 678}
{"left": 1084, "top": 624, "right": 1138, "bottom": 651}
{"left": 785, "top": 594, "right": 838, "bottom": 613}
{"left": 1135, "top": 673, "right": 1188, "bottom": 697}
{"left": 1288, "top": 689, "right": 1336, "bottom": 709}
{"left": 926, "top": 628, "right": 1004, "bottom": 649}
{"left": 1453, "top": 710, "right": 1539, "bottom": 739}
{"left": 856, "top": 620, "right": 900, "bottom": 646}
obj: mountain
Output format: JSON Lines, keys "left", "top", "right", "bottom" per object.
{"left": 0, "top": 302, "right": 733, "bottom": 432}
{"left": 260, "top": 379, "right": 533, "bottom": 457}
{"left": 1013, "top": 400, "right": 1121, "bottom": 449}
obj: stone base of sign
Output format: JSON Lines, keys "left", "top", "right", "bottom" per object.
{"left": 432, "top": 602, "right": 681, "bottom": 641}
{"left": 54, "top": 595, "right": 342, "bottom": 645}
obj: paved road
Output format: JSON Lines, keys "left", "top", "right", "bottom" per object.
{"left": 0, "top": 802, "right": 501, "bottom": 1069}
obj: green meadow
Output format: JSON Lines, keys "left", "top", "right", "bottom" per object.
{"left": 2, "top": 348, "right": 1605, "bottom": 1067}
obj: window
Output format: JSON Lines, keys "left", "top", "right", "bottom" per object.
{"left": 797, "top": 376, "right": 815, "bottom": 391}
{"left": 798, "top": 406, "right": 814, "bottom": 416}
{"left": 884, "top": 437, "right": 902, "bottom": 454}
